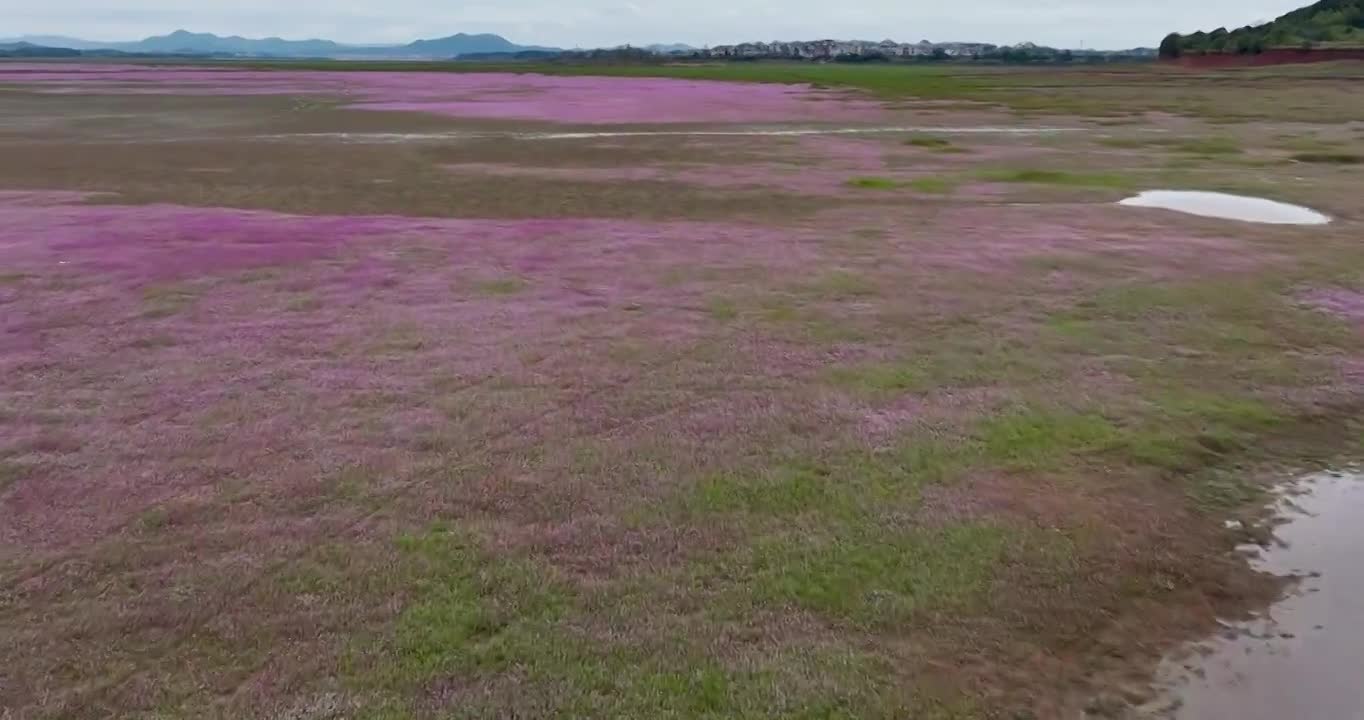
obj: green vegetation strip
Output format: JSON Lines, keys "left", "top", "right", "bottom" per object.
{"left": 1098, "top": 136, "right": 1243, "bottom": 155}
{"left": 976, "top": 168, "right": 1133, "bottom": 188}
{"left": 847, "top": 176, "right": 957, "bottom": 193}
{"left": 339, "top": 523, "right": 988, "bottom": 717}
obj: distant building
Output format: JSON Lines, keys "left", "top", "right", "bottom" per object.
{"left": 701, "top": 38, "right": 1000, "bottom": 60}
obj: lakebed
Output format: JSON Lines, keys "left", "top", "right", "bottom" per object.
{"left": 1, "top": 61, "right": 1362, "bottom": 718}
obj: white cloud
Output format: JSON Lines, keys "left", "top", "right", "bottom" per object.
{"left": 0, "top": 0, "right": 1312, "bottom": 49}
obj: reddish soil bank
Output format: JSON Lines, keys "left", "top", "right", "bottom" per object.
{"left": 1172, "top": 48, "right": 1364, "bottom": 68}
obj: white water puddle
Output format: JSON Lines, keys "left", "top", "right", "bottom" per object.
{"left": 1119, "top": 190, "right": 1330, "bottom": 225}
{"left": 1143, "top": 470, "right": 1364, "bottom": 719}
{"left": 253, "top": 125, "right": 1073, "bottom": 144}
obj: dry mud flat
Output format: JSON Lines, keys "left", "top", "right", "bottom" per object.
{"left": 1, "top": 62, "right": 1363, "bottom": 719}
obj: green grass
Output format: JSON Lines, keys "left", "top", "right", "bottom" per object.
{"left": 826, "top": 341, "right": 1050, "bottom": 397}
{"left": 1024, "top": 253, "right": 1123, "bottom": 276}
{"left": 847, "top": 176, "right": 902, "bottom": 190}
{"left": 757, "top": 299, "right": 869, "bottom": 343}
{"left": 136, "top": 507, "right": 171, "bottom": 533}
{"left": 905, "top": 136, "right": 952, "bottom": 148}
{"left": 0, "top": 272, "right": 30, "bottom": 285}
{"left": 1273, "top": 135, "right": 1346, "bottom": 153}
{"left": 242, "top": 59, "right": 991, "bottom": 102}
{"left": 1292, "top": 152, "right": 1362, "bottom": 164}
{"left": 747, "top": 523, "right": 1010, "bottom": 626}
{"left": 1117, "top": 391, "right": 1284, "bottom": 475}
{"left": 624, "top": 664, "right": 743, "bottom": 716}
{"left": 127, "top": 334, "right": 179, "bottom": 350}
{"left": 473, "top": 277, "right": 529, "bottom": 296}
{"left": 1038, "top": 276, "right": 1354, "bottom": 484}
{"left": 221, "top": 59, "right": 1364, "bottom": 123}
{"left": 822, "top": 375, "right": 1281, "bottom": 483}
{"left": 798, "top": 270, "right": 880, "bottom": 300}
{"left": 233, "top": 267, "right": 282, "bottom": 285}
{"left": 686, "top": 440, "right": 978, "bottom": 520}
{"left": 1170, "top": 137, "right": 1242, "bottom": 155}
{"left": 140, "top": 282, "right": 205, "bottom": 319}
{"left": 1184, "top": 468, "right": 1266, "bottom": 511}
{"left": 274, "top": 549, "right": 356, "bottom": 597}
{"left": 690, "top": 461, "right": 854, "bottom": 518}
{"left": 369, "top": 323, "right": 429, "bottom": 355}
{"left": 828, "top": 362, "right": 928, "bottom": 395}
{"left": 1046, "top": 279, "right": 1357, "bottom": 363}
{"left": 976, "top": 408, "right": 1121, "bottom": 471}
{"left": 906, "top": 177, "right": 956, "bottom": 194}
{"left": 904, "top": 136, "right": 968, "bottom": 153}
{"left": 329, "top": 463, "right": 375, "bottom": 501}
{"left": 706, "top": 296, "right": 739, "bottom": 321}
{"left": 0, "top": 460, "right": 30, "bottom": 493}
{"left": 284, "top": 292, "right": 324, "bottom": 312}
{"left": 343, "top": 525, "right": 972, "bottom": 717}
{"left": 1099, "top": 136, "right": 1242, "bottom": 156}
{"left": 356, "top": 525, "right": 568, "bottom": 687}
{"left": 977, "top": 168, "right": 1132, "bottom": 188}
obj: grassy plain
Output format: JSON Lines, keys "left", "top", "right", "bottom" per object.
{"left": 227, "top": 57, "right": 1364, "bottom": 121}
{"left": 1, "top": 59, "right": 1363, "bottom": 719}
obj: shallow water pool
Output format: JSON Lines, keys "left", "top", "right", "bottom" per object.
{"left": 1144, "top": 470, "right": 1364, "bottom": 718}
{"left": 1119, "top": 190, "right": 1330, "bottom": 225}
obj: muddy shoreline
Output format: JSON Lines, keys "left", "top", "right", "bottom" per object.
{"left": 1139, "top": 470, "right": 1364, "bottom": 719}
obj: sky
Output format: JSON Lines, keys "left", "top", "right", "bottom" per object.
{"left": 1, "top": 0, "right": 1311, "bottom": 50}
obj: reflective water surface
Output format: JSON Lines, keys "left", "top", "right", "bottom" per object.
{"left": 1145, "top": 471, "right": 1364, "bottom": 719}
{"left": 1119, "top": 190, "right": 1331, "bottom": 225}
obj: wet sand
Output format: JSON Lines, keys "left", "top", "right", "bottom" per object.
{"left": 1146, "top": 471, "right": 1364, "bottom": 719}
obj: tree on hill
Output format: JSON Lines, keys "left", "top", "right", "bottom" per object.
{"left": 1159, "top": 32, "right": 1183, "bottom": 58}
{"left": 1166, "top": 0, "right": 1362, "bottom": 54}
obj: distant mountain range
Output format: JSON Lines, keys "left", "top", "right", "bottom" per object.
{"left": 0, "top": 29, "right": 1154, "bottom": 63}
{"left": 0, "top": 41, "right": 85, "bottom": 58}
{"left": 0, "top": 29, "right": 558, "bottom": 58}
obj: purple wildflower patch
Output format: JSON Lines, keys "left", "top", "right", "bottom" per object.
{"left": 0, "top": 64, "right": 887, "bottom": 125}
{"left": 0, "top": 191, "right": 827, "bottom": 545}
{"left": 1300, "top": 287, "right": 1364, "bottom": 323}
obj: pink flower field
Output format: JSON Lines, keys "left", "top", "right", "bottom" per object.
{"left": 0, "top": 63, "right": 886, "bottom": 124}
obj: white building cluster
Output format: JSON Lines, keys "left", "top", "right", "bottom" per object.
{"left": 701, "top": 39, "right": 999, "bottom": 59}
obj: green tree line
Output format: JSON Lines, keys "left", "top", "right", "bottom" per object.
{"left": 1160, "top": 0, "right": 1363, "bottom": 57}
